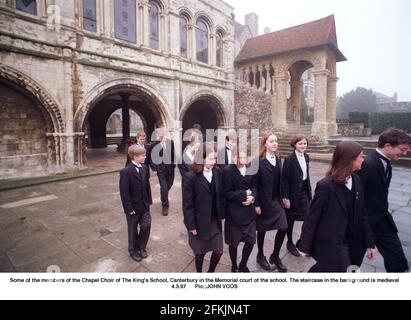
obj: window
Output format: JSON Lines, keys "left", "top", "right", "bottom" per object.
{"left": 16, "top": 0, "right": 37, "bottom": 15}
{"left": 114, "top": 0, "right": 136, "bottom": 43}
{"left": 216, "top": 33, "right": 223, "bottom": 67}
{"left": 196, "top": 19, "right": 208, "bottom": 64}
{"left": 180, "top": 17, "right": 188, "bottom": 58}
{"left": 83, "top": 0, "right": 97, "bottom": 32}
{"left": 149, "top": 2, "right": 160, "bottom": 50}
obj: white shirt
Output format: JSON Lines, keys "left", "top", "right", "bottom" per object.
{"left": 295, "top": 150, "right": 308, "bottom": 181}
{"left": 266, "top": 152, "right": 277, "bottom": 167}
{"left": 226, "top": 147, "right": 233, "bottom": 165}
{"left": 376, "top": 148, "right": 390, "bottom": 172}
{"left": 239, "top": 166, "right": 247, "bottom": 177}
{"left": 131, "top": 160, "right": 142, "bottom": 173}
{"left": 203, "top": 168, "right": 213, "bottom": 183}
{"left": 345, "top": 176, "right": 353, "bottom": 191}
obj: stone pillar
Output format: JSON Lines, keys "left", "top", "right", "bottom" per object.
{"left": 273, "top": 75, "right": 289, "bottom": 132}
{"left": 160, "top": 13, "right": 167, "bottom": 52}
{"left": 290, "top": 80, "right": 303, "bottom": 124}
{"left": 327, "top": 76, "right": 339, "bottom": 136}
{"left": 244, "top": 68, "right": 250, "bottom": 86}
{"left": 190, "top": 24, "right": 196, "bottom": 61}
{"left": 252, "top": 65, "right": 257, "bottom": 89}
{"left": 143, "top": 4, "right": 150, "bottom": 47}
{"left": 262, "top": 65, "right": 268, "bottom": 93}
{"left": 311, "top": 69, "right": 330, "bottom": 141}
{"left": 210, "top": 34, "right": 215, "bottom": 66}
{"left": 120, "top": 93, "right": 131, "bottom": 153}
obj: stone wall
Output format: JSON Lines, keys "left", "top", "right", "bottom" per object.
{"left": 0, "top": 83, "right": 48, "bottom": 179}
{"left": 234, "top": 82, "right": 273, "bottom": 134}
{"left": 337, "top": 123, "right": 370, "bottom": 137}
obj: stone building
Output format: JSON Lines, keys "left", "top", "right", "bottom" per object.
{"left": 234, "top": 15, "right": 346, "bottom": 140}
{"left": 0, "top": 0, "right": 236, "bottom": 179}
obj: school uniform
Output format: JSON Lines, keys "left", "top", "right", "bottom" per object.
{"left": 297, "top": 174, "right": 374, "bottom": 272}
{"left": 125, "top": 142, "right": 155, "bottom": 178}
{"left": 223, "top": 164, "right": 258, "bottom": 247}
{"left": 178, "top": 148, "right": 195, "bottom": 191}
{"left": 358, "top": 149, "right": 409, "bottom": 272}
{"left": 119, "top": 163, "right": 153, "bottom": 256}
{"left": 182, "top": 167, "right": 225, "bottom": 255}
{"left": 282, "top": 151, "right": 312, "bottom": 221}
{"left": 255, "top": 156, "right": 288, "bottom": 232}
{"left": 218, "top": 146, "right": 234, "bottom": 169}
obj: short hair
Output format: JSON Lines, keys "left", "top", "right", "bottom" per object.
{"left": 378, "top": 128, "right": 411, "bottom": 148}
{"left": 128, "top": 145, "right": 146, "bottom": 159}
{"left": 136, "top": 131, "right": 146, "bottom": 139}
{"left": 190, "top": 142, "right": 216, "bottom": 173}
{"left": 290, "top": 135, "right": 309, "bottom": 149}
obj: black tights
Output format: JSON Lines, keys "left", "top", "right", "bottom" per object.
{"left": 229, "top": 243, "right": 254, "bottom": 269}
{"left": 257, "top": 217, "right": 295, "bottom": 259}
{"left": 195, "top": 251, "right": 223, "bottom": 273}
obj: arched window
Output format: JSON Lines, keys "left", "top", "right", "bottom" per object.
{"left": 114, "top": 0, "right": 136, "bottom": 43}
{"left": 150, "top": 2, "right": 160, "bottom": 50}
{"left": 216, "top": 32, "right": 223, "bottom": 67}
{"left": 180, "top": 16, "right": 188, "bottom": 58}
{"left": 16, "top": 0, "right": 37, "bottom": 15}
{"left": 83, "top": 0, "right": 97, "bottom": 32}
{"left": 196, "top": 19, "right": 208, "bottom": 64}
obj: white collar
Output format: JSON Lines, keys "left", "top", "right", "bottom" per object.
{"left": 131, "top": 161, "right": 142, "bottom": 168}
{"left": 295, "top": 150, "right": 305, "bottom": 158}
{"left": 376, "top": 148, "right": 390, "bottom": 161}
{"left": 345, "top": 176, "right": 353, "bottom": 190}
{"left": 266, "top": 152, "right": 276, "bottom": 159}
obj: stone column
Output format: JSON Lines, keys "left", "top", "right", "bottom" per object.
{"left": 252, "top": 65, "right": 257, "bottom": 89}
{"left": 143, "top": 4, "right": 150, "bottom": 47}
{"left": 273, "top": 75, "right": 289, "bottom": 132}
{"left": 290, "top": 80, "right": 303, "bottom": 124}
{"left": 262, "top": 65, "right": 269, "bottom": 93}
{"left": 258, "top": 66, "right": 264, "bottom": 91}
{"left": 191, "top": 24, "right": 196, "bottom": 61}
{"left": 311, "top": 69, "right": 330, "bottom": 141}
{"left": 327, "top": 76, "right": 339, "bottom": 136}
{"left": 120, "top": 93, "right": 131, "bottom": 153}
{"left": 160, "top": 13, "right": 167, "bottom": 52}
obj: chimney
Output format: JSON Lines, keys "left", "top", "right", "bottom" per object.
{"left": 264, "top": 27, "right": 271, "bottom": 34}
{"left": 245, "top": 12, "right": 258, "bottom": 37}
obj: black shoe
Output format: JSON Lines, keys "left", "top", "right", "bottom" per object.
{"left": 269, "top": 255, "right": 287, "bottom": 273}
{"left": 140, "top": 249, "right": 148, "bottom": 259}
{"left": 287, "top": 242, "right": 301, "bottom": 257}
{"left": 162, "top": 207, "right": 169, "bottom": 216}
{"left": 231, "top": 266, "right": 239, "bottom": 273}
{"left": 238, "top": 264, "right": 250, "bottom": 273}
{"left": 257, "top": 254, "right": 271, "bottom": 271}
{"left": 130, "top": 252, "right": 142, "bottom": 262}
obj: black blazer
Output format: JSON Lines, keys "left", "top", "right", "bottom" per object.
{"left": 297, "top": 174, "right": 374, "bottom": 267}
{"left": 151, "top": 139, "right": 176, "bottom": 172}
{"left": 282, "top": 152, "right": 312, "bottom": 204}
{"left": 183, "top": 168, "right": 225, "bottom": 240}
{"left": 119, "top": 163, "right": 152, "bottom": 215}
{"left": 217, "top": 147, "right": 232, "bottom": 169}
{"left": 223, "top": 164, "right": 258, "bottom": 226}
{"left": 358, "top": 149, "right": 397, "bottom": 236}
{"left": 255, "top": 156, "right": 284, "bottom": 211}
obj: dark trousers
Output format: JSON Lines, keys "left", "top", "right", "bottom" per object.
{"left": 358, "top": 220, "right": 408, "bottom": 272}
{"left": 309, "top": 245, "right": 351, "bottom": 273}
{"left": 157, "top": 165, "right": 175, "bottom": 208}
{"left": 126, "top": 210, "right": 151, "bottom": 255}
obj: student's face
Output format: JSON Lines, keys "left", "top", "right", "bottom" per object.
{"left": 237, "top": 151, "right": 248, "bottom": 167}
{"left": 133, "top": 153, "right": 146, "bottom": 164}
{"left": 227, "top": 139, "right": 237, "bottom": 150}
{"left": 352, "top": 151, "right": 364, "bottom": 171}
{"left": 137, "top": 135, "right": 146, "bottom": 145}
{"left": 265, "top": 135, "right": 278, "bottom": 153}
{"left": 295, "top": 139, "right": 308, "bottom": 153}
{"left": 204, "top": 152, "right": 217, "bottom": 169}
{"left": 384, "top": 144, "right": 409, "bottom": 161}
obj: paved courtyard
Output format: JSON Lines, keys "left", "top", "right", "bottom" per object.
{"left": 1, "top": 151, "right": 411, "bottom": 273}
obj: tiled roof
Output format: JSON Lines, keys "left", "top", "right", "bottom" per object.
{"left": 235, "top": 15, "right": 346, "bottom": 64}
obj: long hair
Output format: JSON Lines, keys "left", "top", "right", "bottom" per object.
{"left": 259, "top": 133, "right": 279, "bottom": 159}
{"left": 327, "top": 141, "right": 363, "bottom": 184}
{"left": 190, "top": 142, "right": 216, "bottom": 173}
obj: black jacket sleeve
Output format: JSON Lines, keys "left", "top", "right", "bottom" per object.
{"left": 182, "top": 173, "right": 197, "bottom": 232}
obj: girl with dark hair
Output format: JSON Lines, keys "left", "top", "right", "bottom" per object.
{"left": 254, "top": 134, "right": 288, "bottom": 272}
{"left": 223, "top": 149, "right": 258, "bottom": 272}
{"left": 297, "top": 141, "right": 376, "bottom": 272}
{"left": 281, "top": 135, "right": 312, "bottom": 257}
{"left": 183, "top": 143, "right": 225, "bottom": 272}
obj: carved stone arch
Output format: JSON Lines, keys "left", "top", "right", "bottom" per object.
{"left": 0, "top": 63, "right": 65, "bottom": 133}
{"left": 276, "top": 51, "right": 322, "bottom": 76}
{"left": 180, "top": 90, "right": 227, "bottom": 127}
{"left": 194, "top": 12, "right": 214, "bottom": 32}
{"left": 74, "top": 78, "right": 172, "bottom": 132}
{"left": 149, "top": 0, "right": 166, "bottom": 11}
{"left": 178, "top": 7, "right": 193, "bottom": 22}
{"left": 215, "top": 26, "right": 227, "bottom": 37}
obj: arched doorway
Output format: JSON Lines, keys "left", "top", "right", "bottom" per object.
{"left": 181, "top": 94, "right": 226, "bottom": 144}
{"left": 77, "top": 84, "right": 169, "bottom": 167}
{"left": 0, "top": 79, "right": 55, "bottom": 179}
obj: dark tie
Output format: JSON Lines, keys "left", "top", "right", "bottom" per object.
{"left": 133, "top": 164, "right": 141, "bottom": 174}
{"left": 379, "top": 154, "right": 392, "bottom": 184}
